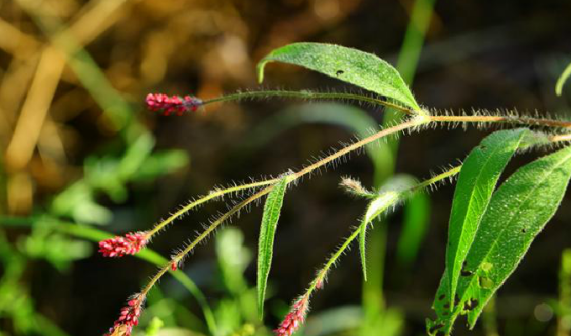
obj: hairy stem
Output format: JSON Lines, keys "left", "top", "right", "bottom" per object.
{"left": 431, "top": 114, "right": 571, "bottom": 129}
{"left": 148, "top": 179, "right": 277, "bottom": 237}
{"left": 139, "top": 118, "right": 424, "bottom": 298}
{"left": 141, "top": 186, "right": 273, "bottom": 297}
{"left": 305, "top": 164, "right": 461, "bottom": 298}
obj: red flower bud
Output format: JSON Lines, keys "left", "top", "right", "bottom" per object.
{"left": 145, "top": 93, "right": 202, "bottom": 116}
{"left": 104, "top": 295, "right": 145, "bottom": 336}
{"left": 99, "top": 232, "right": 148, "bottom": 258}
{"left": 274, "top": 296, "right": 309, "bottom": 336}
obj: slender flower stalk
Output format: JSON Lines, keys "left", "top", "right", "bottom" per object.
{"left": 102, "top": 89, "right": 571, "bottom": 336}
{"left": 273, "top": 165, "right": 463, "bottom": 335}
{"left": 102, "top": 120, "right": 420, "bottom": 336}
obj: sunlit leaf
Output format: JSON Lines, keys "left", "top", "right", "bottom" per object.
{"left": 257, "top": 176, "right": 289, "bottom": 319}
{"left": 429, "top": 145, "right": 571, "bottom": 335}
{"left": 358, "top": 183, "right": 406, "bottom": 280}
{"left": 442, "top": 128, "right": 528, "bottom": 313}
{"left": 257, "top": 43, "right": 422, "bottom": 112}
{"left": 461, "top": 145, "right": 571, "bottom": 327}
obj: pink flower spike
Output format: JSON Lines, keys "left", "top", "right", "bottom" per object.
{"left": 104, "top": 295, "right": 145, "bottom": 336}
{"left": 274, "top": 296, "right": 309, "bottom": 336}
{"left": 145, "top": 93, "right": 202, "bottom": 116}
{"left": 99, "top": 231, "right": 149, "bottom": 258}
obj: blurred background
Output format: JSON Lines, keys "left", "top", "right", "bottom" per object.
{"left": 1, "top": 0, "right": 571, "bottom": 335}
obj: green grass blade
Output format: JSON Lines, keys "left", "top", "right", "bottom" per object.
{"left": 396, "top": 190, "right": 430, "bottom": 267}
{"left": 257, "top": 42, "right": 422, "bottom": 112}
{"left": 443, "top": 129, "right": 528, "bottom": 312}
{"left": 556, "top": 61, "right": 571, "bottom": 97}
{"left": 257, "top": 176, "right": 289, "bottom": 319}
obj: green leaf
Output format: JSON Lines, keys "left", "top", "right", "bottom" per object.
{"left": 460, "top": 145, "right": 571, "bottom": 327}
{"left": 443, "top": 129, "right": 528, "bottom": 312}
{"left": 257, "top": 176, "right": 289, "bottom": 319}
{"left": 358, "top": 187, "right": 403, "bottom": 281}
{"left": 257, "top": 43, "right": 422, "bottom": 112}
{"left": 429, "top": 145, "right": 571, "bottom": 335}
{"left": 556, "top": 61, "right": 571, "bottom": 97}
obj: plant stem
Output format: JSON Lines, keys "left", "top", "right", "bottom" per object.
{"left": 431, "top": 115, "right": 571, "bottom": 129}
{"left": 305, "top": 164, "right": 461, "bottom": 298}
{"left": 139, "top": 119, "right": 424, "bottom": 298}
{"left": 147, "top": 179, "right": 277, "bottom": 237}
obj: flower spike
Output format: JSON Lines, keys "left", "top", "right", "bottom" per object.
{"left": 99, "top": 231, "right": 149, "bottom": 258}
{"left": 145, "top": 93, "right": 202, "bottom": 116}
{"left": 274, "top": 296, "right": 309, "bottom": 336}
{"left": 104, "top": 295, "right": 145, "bottom": 336}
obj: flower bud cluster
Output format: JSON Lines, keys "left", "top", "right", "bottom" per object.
{"left": 146, "top": 93, "right": 202, "bottom": 116}
{"left": 99, "top": 232, "right": 148, "bottom": 257}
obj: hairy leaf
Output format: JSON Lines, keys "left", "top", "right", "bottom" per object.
{"left": 257, "top": 176, "right": 289, "bottom": 319}
{"left": 442, "top": 129, "right": 528, "bottom": 312}
{"left": 257, "top": 43, "right": 422, "bottom": 112}
{"left": 359, "top": 191, "right": 401, "bottom": 281}
{"left": 429, "top": 145, "right": 571, "bottom": 335}
{"left": 461, "top": 145, "right": 571, "bottom": 327}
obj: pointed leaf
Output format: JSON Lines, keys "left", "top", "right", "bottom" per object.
{"left": 443, "top": 128, "right": 528, "bottom": 311}
{"left": 257, "top": 176, "right": 289, "bottom": 319}
{"left": 257, "top": 43, "right": 422, "bottom": 112}
{"left": 429, "top": 145, "right": 571, "bottom": 335}
{"left": 461, "top": 145, "right": 571, "bottom": 327}
{"left": 359, "top": 191, "right": 401, "bottom": 281}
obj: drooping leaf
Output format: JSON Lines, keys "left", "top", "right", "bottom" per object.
{"left": 358, "top": 191, "right": 401, "bottom": 281}
{"left": 257, "top": 43, "right": 422, "bottom": 112}
{"left": 257, "top": 176, "right": 289, "bottom": 319}
{"left": 556, "top": 60, "right": 571, "bottom": 97}
{"left": 442, "top": 128, "right": 528, "bottom": 312}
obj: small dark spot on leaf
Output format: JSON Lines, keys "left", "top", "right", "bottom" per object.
{"left": 429, "top": 323, "right": 445, "bottom": 334}
{"left": 442, "top": 312, "right": 449, "bottom": 316}
{"left": 472, "top": 299, "right": 479, "bottom": 308}
{"left": 443, "top": 303, "right": 450, "bottom": 309}
{"left": 336, "top": 70, "right": 344, "bottom": 76}
{"left": 463, "top": 300, "right": 475, "bottom": 311}
{"left": 439, "top": 294, "right": 446, "bottom": 300}
{"left": 522, "top": 228, "right": 527, "bottom": 233}
{"left": 461, "top": 270, "right": 474, "bottom": 276}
